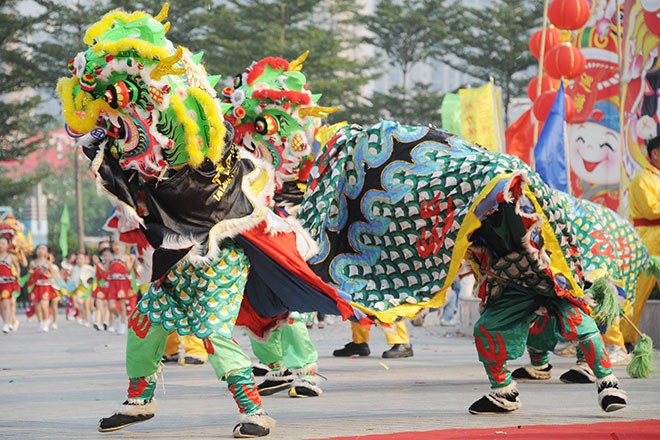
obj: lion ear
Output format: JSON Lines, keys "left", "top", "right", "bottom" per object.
{"left": 289, "top": 50, "right": 310, "bottom": 72}
{"left": 154, "top": 2, "right": 170, "bottom": 22}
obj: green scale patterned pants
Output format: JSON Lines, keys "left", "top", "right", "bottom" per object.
{"left": 123, "top": 241, "right": 263, "bottom": 415}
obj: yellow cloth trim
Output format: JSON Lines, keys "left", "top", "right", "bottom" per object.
{"left": 350, "top": 172, "right": 512, "bottom": 324}
{"left": 315, "top": 122, "right": 347, "bottom": 147}
{"left": 84, "top": 10, "right": 152, "bottom": 45}
{"left": 57, "top": 77, "right": 115, "bottom": 134}
{"left": 524, "top": 186, "right": 583, "bottom": 298}
{"left": 92, "top": 39, "right": 169, "bottom": 61}
{"left": 170, "top": 94, "right": 204, "bottom": 167}
{"left": 189, "top": 86, "right": 226, "bottom": 164}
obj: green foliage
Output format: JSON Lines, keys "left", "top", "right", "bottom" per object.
{"left": 195, "top": 0, "right": 377, "bottom": 123}
{"left": 363, "top": 0, "right": 448, "bottom": 124}
{"left": 368, "top": 82, "right": 444, "bottom": 126}
{"left": 0, "top": 2, "right": 53, "bottom": 201}
{"left": 440, "top": 0, "right": 542, "bottom": 125}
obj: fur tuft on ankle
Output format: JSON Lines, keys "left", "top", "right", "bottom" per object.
{"left": 522, "top": 364, "right": 552, "bottom": 379}
{"left": 116, "top": 398, "right": 157, "bottom": 416}
{"left": 236, "top": 409, "right": 276, "bottom": 430}
{"left": 486, "top": 382, "right": 521, "bottom": 411}
{"left": 292, "top": 362, "right": 317, "bottom": 378}
{"left": 291, "top": 376, "right": 323, "bottom": 396}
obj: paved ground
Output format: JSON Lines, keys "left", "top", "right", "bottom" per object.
{"left": 1, "top": 312, "right": 659, "bottom": 440}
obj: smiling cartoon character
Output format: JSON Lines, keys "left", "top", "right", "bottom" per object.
{"left": 569, "top": 101, "right": 620, "bottom": 209}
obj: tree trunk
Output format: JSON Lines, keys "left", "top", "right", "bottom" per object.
{"left": 74, "top": 149, "right": 84, "bottom": 253}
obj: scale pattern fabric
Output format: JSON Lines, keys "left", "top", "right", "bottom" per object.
{"left": 557, "top": 191, "right": 649, "bottom": 304}
{"left": 298, "top": 120, "right": 585, "bottom": 317}
{"left": 137, "top": 240, "right": 248, "bottom": 339}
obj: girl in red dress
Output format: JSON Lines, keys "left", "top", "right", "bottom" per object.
{"left": 107, "top": 241, "right": 135, "bottom": 335}
{"left": 28, "top": 244, "right": 60, "bottom": 333}
{"left": 0, "top": 236, "right": 20, "bottom": 333}
{"left": 92, "top": 247, "right": 112, "bottom": 331}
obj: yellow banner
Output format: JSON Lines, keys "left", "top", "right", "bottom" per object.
{"left": 459, "top": 82, "right": 500, "bottom": 152}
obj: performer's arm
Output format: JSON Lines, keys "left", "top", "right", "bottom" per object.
{"left": 631, "top": 173, "right": 660, "bottom": 219}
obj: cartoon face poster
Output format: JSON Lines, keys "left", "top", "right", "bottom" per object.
{"left": 566, "top": 0, "right": 622, "bottom": 211}
{"left": 619, "top": 0, "right": 660, "bottom": 214}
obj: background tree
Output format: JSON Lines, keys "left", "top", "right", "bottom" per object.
{"left": 0, "top": 1, "right": 53, "bottom": 203}
{"left": 441, "top": 0, "right": 542, "bottom": 126}
{"left": 362, "top": 0, "right": 449, "bottom": 124}
{"left": 198, "top": 0, "right": 378, "bottom": 124}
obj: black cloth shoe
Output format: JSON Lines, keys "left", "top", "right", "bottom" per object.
{"left": 382, "top": 344, "right": 413, "bottom": 358}
{"left": 598, "top": 377, "right": 627, "bottom": 412}
{"left": 252, "top": 365, "right": 269, "bottom": 377}
{"left": 161, "top": 354, "right": 179, "bottom": 363}
{"left": 183, "top": 356, "right": 205, "bottom": 365}
{"left": 97, "top": 400, "right": 156, "bottom": 432}
{"left": 333, "top": 342, "right": 370, "bottom": 357}
{"left": 257, "top": 369, "right": 294, "bottom": 396}
{"left": 511, "top": 364, "right": 552, "bottom": 380}
{"left": 468, "top": 387, "right": 521, "bottom": 415}
{"left": 233, "top": 422, "right": 270, "bottom": 438}
{"left": 560, "top": 363, "right": 595, "bottom": 384}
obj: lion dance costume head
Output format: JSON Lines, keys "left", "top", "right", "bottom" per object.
{"left": 57, "top": 3, "right": 227, "bottom": 181}
{"left": 220, "top": 53, "right": 338, "bottom": 189}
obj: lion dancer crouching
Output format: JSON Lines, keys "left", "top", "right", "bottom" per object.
{"left": 466, "top": 179, "right": 626, "bottom": 414}
{"left": 56, "top": 5, "right": 364, "bottom": 437}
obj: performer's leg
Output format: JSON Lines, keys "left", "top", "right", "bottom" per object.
{"left": 205, "top": 333, "right": 275, "bottom": 438}
{"left": 280, "top": 313, "right": 321, "bottom": 398}
{"left": 621, "top": 272, "right": 655, "bottom": 343}
{"left": 382, "top": 320, "right": 413, "bottom": 358}
{"left": 98, "top": 310, "right": 170, "bottom": 432}
{"left": 250, "top": 328, "right": 293, "bottom": 396}
{"left": 469, "top": 291, "right": 540, "bottom": 415}
{"left": 163, "top": 332, "right": 180, "bottom": 362}
{"left": 554, "top": 299, "right": 627, "bottom": 412}
{"left": 512, "top": 314, "right": 555, "bottom": 381}
{"left": 333, "top": 321, "right": 370, "bottom": 357}
{"left": 180, "top": 334, "right": 207, "bottom": 364}
{"left": 559, "top": 341, "right": 596, "bottom": 384}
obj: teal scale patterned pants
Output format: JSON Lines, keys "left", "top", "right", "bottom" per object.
{"left": 249, "top": 312, "right": 318, "bottom": 373}
{"left": 474, "top": 290, "right": 612, "bottom": 388}
{"left": 123, "top": 240, "right": 263, "bottom": 415}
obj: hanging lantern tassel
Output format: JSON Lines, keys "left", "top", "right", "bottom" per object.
{"left": 621, "top": 314, "right": 657, "bottom": 379}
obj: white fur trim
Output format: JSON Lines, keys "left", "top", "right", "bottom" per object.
{"left": 116, "top": 398, "right": 157, "bottom": 416}
{"left": 522, "top": 364, "right": 552, "bottom": 380}
{"left": 486, "top": 382, "right": 521, "bottom": 411}
{"left": 597, "top": 375, "right": 627, "bottom": 407}
{"left": 235, "top": 409, "right": 276, "bottom": 430}
{"left": 290, "top": 377, "right": 323, "bottom": 396}
{"left": 264, "top": 368, "right": 295, "bottom": 382}
{"left": 292, "top": 362, "right": 317, "bottom": 378}
{"left": 570, "top": 362, "right": 596, "bottom": 381}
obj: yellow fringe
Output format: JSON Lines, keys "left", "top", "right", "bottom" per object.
{"left": 92, "top": 38, "right": 169, "bottom": 60}
{"left": 57, "top": 77, "right": 114, "bottom": 134}
{"left": 189, "top": 87, "right": 226, "bottom": 164}
{"left": 170, "top": 94, "right": 204, "bottom": 167}
{"left": 84, "top": 9, "right": 152, "bottom": 45}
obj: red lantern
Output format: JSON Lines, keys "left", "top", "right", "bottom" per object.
{"left": 527, "top": 75, "right": 560, "bottom": 101}
{"left": 529, "top": 27, "right": 561, "bottom": 60}
{"left": 533, "top": 90, "right": 576, "bottom": 122}
{"left": 548, "top": 0, "right": 591, "bottom": 31}
{"left": 543, "top": 43, "right": 586, "bottom": 79}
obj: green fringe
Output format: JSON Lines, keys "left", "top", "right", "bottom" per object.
{"left": 626, "top": 334, "right": 658, "bottom": 379}
{"left": 587, "top": 276, "right": 619, "bottom": 327}
{"left": 645, "top": 255, "right": 660, "bottom": 280}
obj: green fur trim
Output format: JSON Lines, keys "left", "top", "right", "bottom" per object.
{"left": 626, "top": 334, "right": 658, "bottom": 379}
{"left": 587, "top": 276, "right": 619, "bottom": 326}
{"left": 645, "top": 255, "right": 660, "bottom": 280}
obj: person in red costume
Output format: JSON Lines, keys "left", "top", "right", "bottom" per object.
{"left": 28, "top": 244, "right": 60, "bottom": 333}
{"left": 0, "top": 236, "right": 21, "bottom": 333}
{"left": 107, "top": 241, "right": 135, "bottom": 335}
